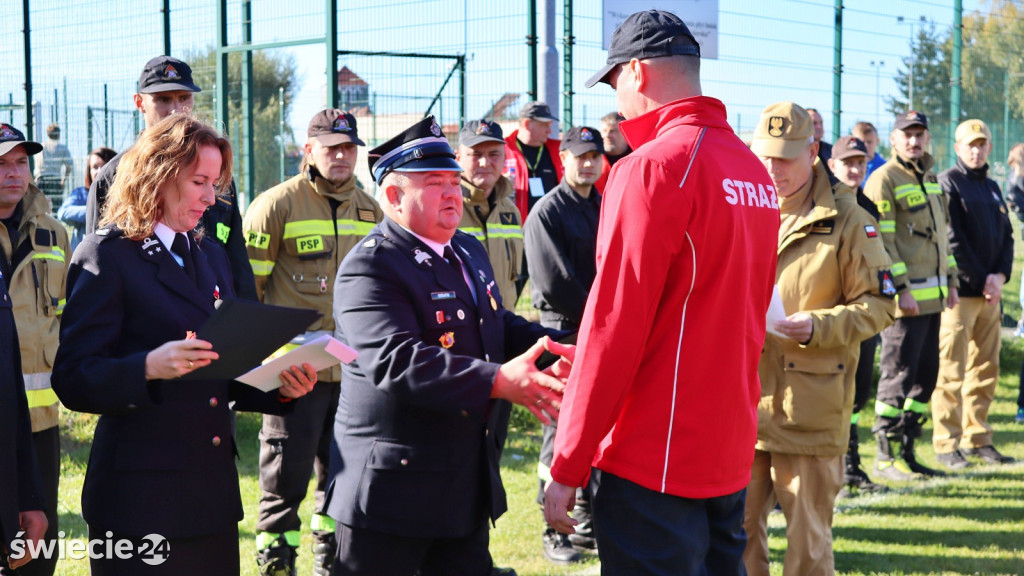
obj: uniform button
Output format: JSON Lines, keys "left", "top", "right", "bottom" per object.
{"left": 479, "top": 319, "right": 484, "bottom": 326}
{"left": 838, "top": 364, "right": 844, "bottom": 370}
{"left": 209, "top": 397, "right": 219, "bottom": 408}
{"left": 788, "top": 362, "right": 795, "bottom": 368}
{"left": 485, "top": 429, "right": 490, "bottom": 436}
{"left": 400, "top": 458, "right": 409, "bottom": 466}
{"left": 485, "top": 354, "right": 490, "bottom": 362}
{"left": 211, "top": 436, "right": 221, "bottom": 447}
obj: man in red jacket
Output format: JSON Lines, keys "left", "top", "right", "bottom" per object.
{"left": 503, "top": 101, "right": 563, "bottom": 220}
{"left": 543, "top": 9, "right": 779, "bottom": 575}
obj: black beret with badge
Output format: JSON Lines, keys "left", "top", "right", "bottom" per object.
{"left": 368, "top": 115, "right": 461, "bottom": 186}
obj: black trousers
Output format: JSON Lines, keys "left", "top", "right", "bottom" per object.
{"left": 88, "top": 525, "right": 239, "bottom": 575}
{"left": 257, "top": 380, "right": 340, "bottom": 535}
{"left": 853, "top": 335, "right": 880, "bottom": 415}
{"left": 874, "top": 314, "right": 941, "bottom": 433}
{"left": 593, "top": 472, "right": 747, "bottom": 576}
{"left": 333, "top": 520, "right": 491, "bottom": 576}
{"left": 18, "top": 426, "right": 59, "bottom": 576}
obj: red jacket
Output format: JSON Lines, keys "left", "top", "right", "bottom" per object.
{"left": 550, "top": 96, "right": 780, "bottom": 498}
{"left": 595, "top": 154, "right": 612, "bottom": 196}
{"left": 503, "top": 130, "right": 564, "bottom": 221}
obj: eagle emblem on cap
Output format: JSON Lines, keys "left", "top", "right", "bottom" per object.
{"left": 768, "top": 117, "right": 785, "bottom": 138}
{"left": 972, "top": 123, "right": 982, "bottom": 133}
{"left": 580, "top": 128, "right": 594, "bottom": 141}
{"left": 163, "top": 65, "right": 180, "bottom": 80}
{"left": 475, "top": 122, "right": 491, "bottom": 135}
{"left": 0, "top": 125, "right": 14, "bottom": 139}
{"left": 906, "top": 111, "right": 919, "bottom": 120}
{"left": 333, "top": 117, "right": 351, "bottom": 132}
{"left": 430, "top": 120, "right": 442, "bottom": 137}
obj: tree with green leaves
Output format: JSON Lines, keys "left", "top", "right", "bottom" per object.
{"left": 185, "top": 49, "right": 300, "bottom": 197}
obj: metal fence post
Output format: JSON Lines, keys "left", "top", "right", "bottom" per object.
{"left": 832, "top": 0, "right": 842, "bottom": 142}
{"left": 948, "top": 0, "right": 962, "bottom": 168}
{"left": 562, "top": 0, "right": 573, "bottom": 128}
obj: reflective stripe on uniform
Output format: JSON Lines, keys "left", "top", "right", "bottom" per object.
{"left": 908, "top": 275, "right": 948, "bottom": 302}
{"left": 893, "top": 184, "right": 919, "bottom": 200}
{"left": 283, "top": 219, "right": 373, "bottom": 239}
{"left": 487, "top": 223, "right": 523, "bottom": 239}
{"left": 56, "top": 298, "right": 65, "bottom": 315}
{"left": 310, "top": 514, "right": 336, "bottom": 532}
{"left": 947, "top": 254, "right": 957, "bottom": 268}
{"left": 875, "top": 400, "right": 902, "bottom": 418}
{"left": 878, "top": 219, "right": 896, "bottom": 233}
{"left": 924, "top": 182, "right": 942, "bottom": 195}
{"left": 903, "top": 398, "right": 929, "bottom": 414}
{"left": 851, "top": 411, "right": 861, "bottom": 425}
{"left": 891, "top": 261, "right": 907, "bottom": 276}
{"left": 25, "top": 372, "right": 57, "bottom": 409}
{"left": 216, "top": 222, "right": 231, "bottom": 244}
{"left": 256, "top": 531, "right": 301, "bottom": 550}
{"left": 31, "top": 246, "right": 66, "bottom": 263}
{"left": 249, "top": 259, "right": 275, "bottom": 276}
{"left": 458, "top": 226, "right": 485, "bottom": 240}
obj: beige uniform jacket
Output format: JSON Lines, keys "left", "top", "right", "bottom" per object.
{"left": 757, "top": 163, "right": 896, "bottom": 456}
{"left": 244, "top": 172, "right": 382, "bottom": 381}
{"left": 458, "top": 176, "right": 524, "bottom": 311}
{"left": 0, "top": 185, "right": 69, "bottom": 431}
{"left": 864, "top": 151, "right": 958, "bottom": 316}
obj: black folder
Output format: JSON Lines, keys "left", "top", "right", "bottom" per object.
{"left": 181, "top": 298, "right": 321, "bottom": 381}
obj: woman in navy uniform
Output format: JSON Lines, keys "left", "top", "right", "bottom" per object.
{"left": 327, "top": 116, "right": 573, "bottom": 576}
{"left": 52, "top": 114, "right": 316, "bottom": 575}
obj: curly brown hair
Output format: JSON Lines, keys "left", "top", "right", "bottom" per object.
{"left": 100, "top": 115, "right": 232, "bottom": 240}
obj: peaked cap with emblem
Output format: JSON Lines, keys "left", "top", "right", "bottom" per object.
{"left": 894, "top": 110, "right": 928, "bottom": 131}
{"left": 368, "top": 115, "right": 461, "bottom": 186}
{"left": 0, "top": 123, "right": 42, "bottom": 156}
{"left": 750, "top": 101, "right": 815, "bottom": 160}
{"left": 459, "top": 119, "right": 504, "bottom": 147}
{"left": 308, "top": 109, "right": 365, "bottom": 146}
{"left": 831, "top": 135, "right": 868, "bottom": 160}
{"left": 137, "top": 55, "right": 201, "bottom": 94}
{"left": 954, "top": 119, "right": 991, "bottom": 146}
{"left": 560, "top": 125, "right": 605, "bottom": 156}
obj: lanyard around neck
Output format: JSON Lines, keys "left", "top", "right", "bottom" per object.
{"left": 516, "top": 139, "right": 544, "bottom": 173}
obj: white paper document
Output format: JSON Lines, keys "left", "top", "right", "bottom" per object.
{"left": 237, "top": 334, "right": 357, "bottom": 392}
{"left": 765, "top": 285, "right": 788, "bottom": 338}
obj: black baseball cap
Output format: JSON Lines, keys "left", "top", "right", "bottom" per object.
{"left": 308, "top": 109, "right": 365, "bottom": 146}
{"left": 459, "top": 120, "right": 504, "bottom": 147}
{"left": 560, "top": 126, "right": 605, "bottom": 156}
{"left": 586, "top": 10, "right": 701, "bottom": 88}
{"left": 519, "top": 101, "right": 558, "bottom": 122}
{"left": 138, "top": 56, "right": 202, "bottom": 94}
{"left": 0, "top": 123, "right": 42, "bottom": 156}
{"left": 894, "top": 110, "right": 928, "bottom": 131}
{"left": 368, "top": 116, "right": 461, "bottom": 186}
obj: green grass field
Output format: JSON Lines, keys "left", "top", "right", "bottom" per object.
{"left": 47, "top": 267, "right": 1024, "bottom": 576}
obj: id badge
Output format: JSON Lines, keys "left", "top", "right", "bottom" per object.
{"left": 529, "top": 177, "right": 546, "bottom": 198}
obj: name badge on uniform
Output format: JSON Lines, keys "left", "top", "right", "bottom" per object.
{"left": 431, "top": 291, "right": 456, "bottom": 300}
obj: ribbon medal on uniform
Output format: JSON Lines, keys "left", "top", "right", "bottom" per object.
{"left": 486, "top": 281, "right": 498, "bottom": 311}
{"left": 439, "top": 331, "right": 455, "bottom": 349}
{"left": 436, "top": 310, "right": 445, "bottom": 324}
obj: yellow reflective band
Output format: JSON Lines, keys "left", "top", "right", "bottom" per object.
{"left": 851, "top": 412, "right": 861, "bottom": 425}
{"left": 947, "top": 254, "right": 957, "bottom": 267}
{"left": 909, "top": 286, "right": 945, "bottom": 302}
{"left": 256, "top": 531, "right": 301, "bottom": 550}
{"left": 246, "top": 230, "right": 271, "bottom": 250}
{"left": 487, "top": 224, "right": 523, "bottom": 239}
{"left": 891, "top": 262, "right": 907, "bottom": 276}
{"left": 310, "top": 514, "right": 336, "bottom": 532}
{"left": 903, "top": 398, "right": 929, "bottom": 414}
{"left": 459, "top": 227, "right": 485, "bottom": 240}
{"left": 875, "top": 400, "right": 902, "bottom": 418}
{"left": 31, "top": 248, "right": 66, "bottom": 263}
{"left": 335, "top": 219, "right": 375, "bottom": 236}
{"left": 250, "top": 259, "right": 275, "bottom": 276}
{"left": 876, "top": 200, "right": 892, "bottom": 214}
{"left": 283, "top": 220, "right": 335, "bottom": 239}
{"left": 893, "top": 184, "right": 918, "bottom": 198}
{"left": 878, "top": 220, "right": 896, "bottom": 233}
{"left": 56, "top": 298, "right": 65, "bottom": 315}
{"left": 26, "top": 388, "right": 58, "bottom": 409}
{"left": 216, "top": 222, "right": 231, "bottom": 244}
{"left": 296, "top": 235, "right": 325, "bottom": 254}
{"left": 925, "top": 182, "right": 942, "bottom": 195}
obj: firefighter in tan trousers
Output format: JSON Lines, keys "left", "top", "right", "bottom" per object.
{"left": 244, "top": 110, "right": 382, "bottom": 576}
{"left": 745, "top": 102, "right": 895, "bottom": 576}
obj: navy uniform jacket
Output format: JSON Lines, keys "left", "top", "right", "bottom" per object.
{"left": 85, "top": 152, "right": 257, "bottom": 300}
{"left": 0, "top": 272, "right": 42, "bottom": 552}
{"left": 52, "top": 227, "right": 288, "bottom": 539}
{"left": 326, "top": 217, "right": 555, "bottom": 539}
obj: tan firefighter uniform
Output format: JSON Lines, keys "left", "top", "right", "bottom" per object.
{"left": 1, "top": 183, "right": 69, "bottom": 432}
{"left": 458, "top": 175, "right": 523, "bottom": 310}
{"left": 244, "top": 172, "right": 381, "bottom": 381}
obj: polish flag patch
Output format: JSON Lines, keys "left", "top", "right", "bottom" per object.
{"left": 864, "top": 225, "right": 878, "bottom": 238}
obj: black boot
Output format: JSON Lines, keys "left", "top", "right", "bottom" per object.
{"left": 844, "top": 424, "right": 887, "bottom": 493}
{"left": 256, "top": 535, "right": 297, "bottom": 576}
{"left": 312, "top": 531, "right": 335, "bottom": 576}
{"left": 873, "top": 430, "right": 917, "bottom": 481}
{"left": 567, "top": 489, "right": 598, "bottom": 550}
{"left": 900, "top": 413, "right": 944, "bottom": 477}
